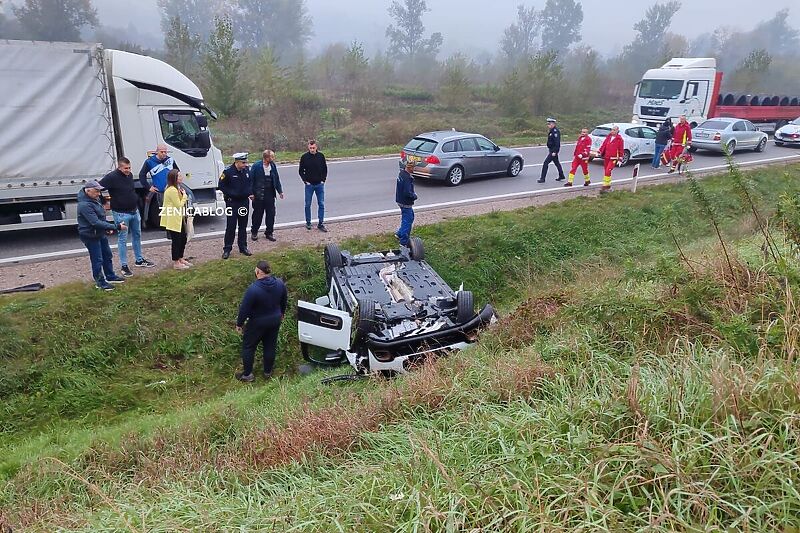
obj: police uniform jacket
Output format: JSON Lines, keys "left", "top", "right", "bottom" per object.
{"left": 218, "top": 164, "right": 252, "bottom": 203}
{"left": 547, "top": 127, "right": 562, "bottom": 153}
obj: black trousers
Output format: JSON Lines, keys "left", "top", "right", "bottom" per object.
{"left": 241, "top": 316, "right": 281, "bottom": 375}
{"left": 224, "top": 199, "right": 249, "bottom": 252}
{"left": 166, "top": 228, "right": 187, "bottom": 261}
{"left": 251, "top": 195, "right": 276, "bottom": 236}
{"left": 541, "top": 153, "right": 565, "bottom": 180}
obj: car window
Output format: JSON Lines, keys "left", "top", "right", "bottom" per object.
{"left": 641, "top": 127, "right": 657, "bottom": 139}
{"left": 625, "top": 128, "right": 642, "bottom": 138}
{"left": 441, "top": 141, "right": 457, "bottom": 153}
{"left": 475, "top": 137, "right": 496, "bottom": 151}
{"left": 457, "top": 138, "right": 479, "bottom": 151}
{"left": 404, "top": 137, "right": 438, "bottom": 153}
{"left": 745, "top": 121, "right": 757, "bottom": 132}
{"left": 791, "top": 118, "right": 800, "bottom": 126}
{"left": 732, "top": 121, "right": 746, "bottom": 132}
{"left": 591, "top": 127, "right": 611, "bottom": 137}
{"left": 699, "top": 120, "right": 730, "bottom": 130}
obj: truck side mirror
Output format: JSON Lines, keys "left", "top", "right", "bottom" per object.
{"left": 196, "top": 114, "right": 208, "bottom": 129}
{"left": 196, "top": 130, "right": 211, "bottom": 150}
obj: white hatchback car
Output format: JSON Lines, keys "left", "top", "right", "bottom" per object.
{"left": 775, "top": 117, "right": 800, "bottom": 147}
{"left": 589, "top": 123, "right": 659, "bottom": 166}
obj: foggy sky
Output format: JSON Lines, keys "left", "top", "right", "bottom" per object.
{"left": 82, "top": 0, "right": 800, "bottom": 59}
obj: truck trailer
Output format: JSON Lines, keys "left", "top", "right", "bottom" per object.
{"left": 632, "top": 57, "right": 800, "bottom": 132}
{"left": 0, "top": 40, "right": 225, "bottom": 231}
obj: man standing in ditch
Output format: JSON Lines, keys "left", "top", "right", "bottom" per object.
{"left": 299, "top": 139, "right": 328, "bottom": 232}
{"left": 235, "top": 260, "right": 288, "bottom": 382}
{"left": 396, "top": 158, "right": 418, "bottom": 247}
{"left": 538, "top": 117, "right": 566, "bottom": 183}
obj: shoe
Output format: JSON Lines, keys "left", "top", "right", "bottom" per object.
{"left": 600, "top": 185, "right": 611, "bottom": 193}
{"left": 181, "top": 259, "right": 194, "bottom": 267}
{"left": 222, "top": 251, "right": 230, "bottom": 259}
{"left": 121, "top": 265, "right": 134, "bottom": 277}
{"left": 235, "top": 372, "right": 255, "bottom": 382}
{"left": 173, "top": 263, "right": 190, "bottom": 270}
{"left": 584, "top": 180, "right": 591, "bottom": 186}
{"left": 555, "top": 176, "right": 565, "bottom": 181}
{"left": 251, "top": 233, "right": 259, "bottom": 241}
{"left": 563, "top": 182, "right": 572, "bottom": 187}
{"left": 306, "top": 223, "right": 312, "bottom": 230}
{"left": 265, "top": 234, "right": 276, "bottom": 242}
{"left": 263, "top": 371, "right": 273, "bottom": 380}
{"left": 318, "top": 225, "right": 328, "bottom": 233}
{"left": 240, "top": 248, "right": 253, "bottom": 256}
{"left": 135, "top": 258, "right": 156, "bottom": 268}
{"left": 95, "top": 279, "right": 114, "bottom": 291}
{"left": 668, "top": 168, "right": 675, "bottom": 174}
{"left": 537, "top": 178, "right": 546, "bottom": 183}
{"left": 106, "top": 275, "right": 125, "bottom": 284}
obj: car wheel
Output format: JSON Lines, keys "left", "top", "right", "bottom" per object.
{"left": 775, "top": 141, "right": 785, "bottom": 147}
{"left": 409, "top": 236, "right": 425, "bottom": 261}
{"left": 456, "top": 290, "right": 475, "bottom": 323}
{"left": 725, "top": 140, "right": 736, "bottom": 155}
{"left": 356, "top": 298, "right": 377, "bottom": 336}
{"left": 324, "top": 243, "right": 343, "bottom": 288}
{"left": 687, "top": 146, "right": 698, "bottom": 153}
{"left": 620, "top": 150, "right": 631, "bottom": 166}
{"left": 507, "top": 158, "right": 523, "bottom": 177}
{"left": 755, "top": 137, "right": 767, "bottom": 152}
{"left": 446, "top": 165, "right": 464, "bottom": 186}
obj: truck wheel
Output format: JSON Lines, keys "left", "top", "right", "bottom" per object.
{"left": 755, "top": 137, "right": 767, "bottom": 153}
{"left": 356, "top": 298, "right": 377, "bottom": 336}
{"left": 409, "top": 236, "right": 425, "bottom": 261}
{"left": 620, "top": 150, "right": 631, "bottom": 166}
{"left": 507, "top": 158, "right": 523, "bottom": 177}
{"left": 446, "top": 165, "right": 464, "bottom": 186}
{"left": 456, "top": 291, "right": 475, "bottom": 324}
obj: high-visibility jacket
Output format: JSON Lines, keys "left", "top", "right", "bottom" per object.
{"left": 672, "top": 122, "right": 692, "bottom": 146}
{"left": 573, "top": 134, "right": 592, "bottom": 159}
{"left": 599, "top": 134, "right": 624, "bottom": 160}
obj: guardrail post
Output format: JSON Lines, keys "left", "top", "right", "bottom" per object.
{"left": 632, "top": 163, "right": 640, "bottom": 193}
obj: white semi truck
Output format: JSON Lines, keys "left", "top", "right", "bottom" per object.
{"left": 632, "top": 57, "right": 800, "bottom": 131}
{"left": 0, "top": 40, "right": 225, "bottom": 231}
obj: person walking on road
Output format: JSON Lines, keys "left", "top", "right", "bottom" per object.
{"left": 598, "top": 125, "right": 625, "bottom": 193}
{"left": 564, "top": 128, "right": 592, "bottom": 187}
{"left": 538, "top": 117, "right": 566, "bottom": 183}
{"left": 653, "top": 118, "right": 673, "bottom": 169}
{"left": 250, "top": 149, "right": 284, "bottom": 242}
{"left": 219, "top": 153, "right": 254, "bottom": 259}
{"left": 667, "top": 115, "right": 693, "bottom": 173}
{"left": 396, "top": 159, "right": 418, "bottom": 246}
{"left": 299, "top": 139, "right": 328, "bottom": 232}
{"left": 99, "top": 156, "right": 155, "bottom": 276}
{"left": 235, "top": 260, "right": 288, "bottom": 382}
{"left": 76, "top": 180, "right": 127, "bottom": 291}
{"left": 160, "top": 169, "right": 192, "bottom": 270}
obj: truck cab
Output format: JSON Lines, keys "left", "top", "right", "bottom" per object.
{"left": 632, "top": 57, "right": 717, "bottom": 128}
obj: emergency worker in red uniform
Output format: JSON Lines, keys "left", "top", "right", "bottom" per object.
{"left": 667, "top": 115, "right": 692, "bottom": 173}
{"left": 597, "top": 125, "right": 624, "bottom": 192}
{"left": 565, "top": 128, "right": 592, "bottom": 187}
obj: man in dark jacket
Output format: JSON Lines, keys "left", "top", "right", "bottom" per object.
{"left": 219, "top": 152, "right": 253, "bottom": 259}
{"left": 250, "top": 149, "right": 284, "bottom": 242}
{"left": 538, "top": 117, "right": 566, "bottom": 183}
{"left": 235, "top": 260, "right": 288, "bottom": 382}
{"left": 298, "top": 139, "right": 328, "bottom": 232}
{"left": 395, "top": 159, "right": 418, "bottom": 247}
{"left": 99, "top": 156, "right": 155, "bottom": 276}
{"left": 77, "top": 180, "right": 127, "bottom": 291}
{"left": 653, "top": 118, "right": 673, "bottom": 169}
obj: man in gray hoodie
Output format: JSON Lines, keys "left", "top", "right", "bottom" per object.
{"left": 77, "top": 180, "right": 127, "bottom": 291}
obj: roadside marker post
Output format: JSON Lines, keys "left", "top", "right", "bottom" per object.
{"left": 632, "top": 164, "right": 640, "bottom": 192}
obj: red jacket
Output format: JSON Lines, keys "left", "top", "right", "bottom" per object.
{"left": 599, "top": 134, "right": 624, "bottom": 159}
{"left": 672, "top": 121, "right": 692, "bottom": 146}
{"left": 573, "top": 134, "right": 592, "bottom": 159}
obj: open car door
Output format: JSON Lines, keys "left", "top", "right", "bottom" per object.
{"left": 297, "top": 299, "right": 352, "bottom": 351}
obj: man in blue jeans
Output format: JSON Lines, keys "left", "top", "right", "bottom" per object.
{"left": 77, "top": 180, "right": 127, "bottom": 291}
{"left": 298, "top": 139, "right": 328, "bottom": 232}
{"left": 100, "top": 157, "right": 155, "bottom": 276}
{"left": 395, "top": 159, "right": 418, "bottom": 246}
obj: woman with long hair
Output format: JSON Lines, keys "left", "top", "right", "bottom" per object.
{"left": 159, "top": 169, "right": 192, "bottom": 269}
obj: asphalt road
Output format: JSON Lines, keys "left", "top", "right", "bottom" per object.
{"left": 2, "top": 142, "right": 799, "bottom": 264}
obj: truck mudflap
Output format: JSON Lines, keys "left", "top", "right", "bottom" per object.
{"left": 365, "top": 304, "right": 496, "bottom": 351}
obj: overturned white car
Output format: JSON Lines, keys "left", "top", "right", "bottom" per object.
{"left": 297, "top": 238, "right": 496, "bottom": 377}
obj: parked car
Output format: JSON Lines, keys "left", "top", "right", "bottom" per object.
{"left": 691, "top": 117, "right": 768, "bottom": 153}
{"left": 297, "top": 238, "right": 496, "bottom": 377}
{"left": 399, "top": 131, "right": 524, "bottom": 186}
{"left": 774, "top": 117, "right": 800, "bottom": 147}
{"left": 588, "top": 123, "right": 659, "bottom": 166}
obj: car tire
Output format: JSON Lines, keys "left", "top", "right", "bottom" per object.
{"left": 356, "top": 298, "right": 377, "bottom": 336}
{"left": 446, "top": 165, "right": 464, "bottom": 186}
{"left": 775, "top": 141, "right": 785, "bottom": 147}
{"left": 507, "top": 157, "right": 523, "bottom": 177}
{"left": 725, "top": 140, "right": 736, "bottom": 155}
{"left": 456, "top": 290, "right": 475, "bottom": 324}
{"left": 687, "top": 146, "right": 698, "bottom": 153}
{"left": 324, "top": 243, "right": 343, "bottom": 288}
{"left": 755, "top": 137, "right": 767, "bottom": 152}
{"left": 409, "top": 236, "right": 425, "bottom": 261}
{"left": 620, "top": 150, "right": 631, "bottom": 166}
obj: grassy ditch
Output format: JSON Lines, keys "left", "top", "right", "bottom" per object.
{"left": 2, "top": 162, "right": 800, "bottom": 530}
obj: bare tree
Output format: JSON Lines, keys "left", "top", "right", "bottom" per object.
{"left": 385, "top": 0, "right": 443, "bottom": 60}
{"left": 501, "top": 4, "right": 539, "bottom": 64}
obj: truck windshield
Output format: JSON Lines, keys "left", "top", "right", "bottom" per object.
{"left": 159, "top": 111, "right": 208, "bottom": 156}
{"left": 638, "top": 79, "right": 684, "bottom": 99}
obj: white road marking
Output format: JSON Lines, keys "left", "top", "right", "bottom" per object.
{"left": 2, "top": 153, "right": 798, "bottom": 266}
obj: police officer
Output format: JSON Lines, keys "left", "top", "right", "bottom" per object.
{"left": 219, "top": 152, "right": 253, "bottom": 259}
{"left": 538, "top": 117, "right": 566, "bottom": 183}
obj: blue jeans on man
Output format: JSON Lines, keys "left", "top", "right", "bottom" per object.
{"left": 653, "top": 144, "right": 666, "bottom": 168}
{"left": 397, "top": 205, "right": 415, "bottom": 246}
{"left": 304, "top": 183, "right": 325, "bottom": 226}
{"left": 80, "top": 235, "right": 117, "bottom": 282}
{"left": 111, "top": 210, "right": 143, "bottom": 267}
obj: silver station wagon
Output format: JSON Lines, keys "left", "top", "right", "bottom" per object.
{"left": 691, "top": 118, "right": 768, "bottom": 154}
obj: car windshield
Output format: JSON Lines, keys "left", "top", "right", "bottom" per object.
{"left": 404, "top": 137, "right": 438, "bottom": 153}
{"left": 591, "top": 127, "right": 612, "bottom": 137}
{"left": 791, "top": 118, "right": 800, "bottom": 125}
{"left": 639, "top": 79, "right": 684, "bottom": 99}
{"left": 698, "top": 120, "right": 730, "bottom": 130}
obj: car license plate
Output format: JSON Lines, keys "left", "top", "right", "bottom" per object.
{"left": 407, "top": 154, "right": 421, "bottom": 163}
{"left": 697, "top": 132, "right": 708, "bottom": 138}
